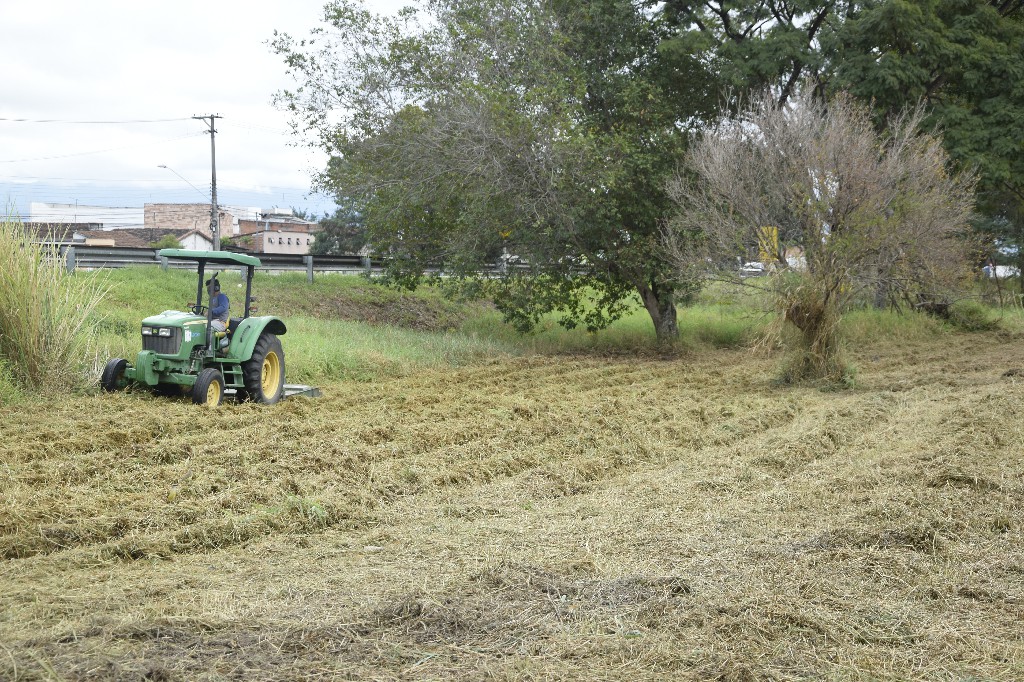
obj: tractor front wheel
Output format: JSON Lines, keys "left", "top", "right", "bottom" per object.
{"left": 100, "top": 358, "right": 128, "bottom": 392}
{"left": 241, "top": 333, "right": 285, "bottom": 404}
{"left": 192, "top": 368, "right": 224, "bottom": 407}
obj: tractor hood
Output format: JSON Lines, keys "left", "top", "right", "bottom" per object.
{"left": 141, "top": 310, "right": 206, "bottom": 328}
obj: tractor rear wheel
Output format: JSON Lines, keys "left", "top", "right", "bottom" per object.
{"left": 192, "top": 368, "right": 224, "bottom": 407}
{"left": 241, "top": 333, "right": 285, "bottom": 404}
{"left": 100, "top": 358, "right": 128, "bottom": 392}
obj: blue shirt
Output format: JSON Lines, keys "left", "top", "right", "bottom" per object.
{"left": 210, "top": 292, "right": 230, "bottom": 322}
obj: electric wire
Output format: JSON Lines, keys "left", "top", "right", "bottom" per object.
{"left": 0, "top": 112, "right": 330, "bottom": 215}
{"left": 0, "top": 173, "right": 320, "bottom": 193}
{"left": 0, "top": 117, "right": 194, "bottom": 124}
{"left": 0, "top": 132, "right": 207, "bottom": 164}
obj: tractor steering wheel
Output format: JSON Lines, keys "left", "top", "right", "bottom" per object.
{"left": 188, "top": 303, "right": 208, "bottom": 315}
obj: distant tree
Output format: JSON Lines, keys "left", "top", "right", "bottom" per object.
{"left": 222, "top": 234, "right": 256, "bottom": 252}
{"left": 310, "top": 198, "right": 368, "bottom": 255}
{"left": 273, "top": 0, "right": 718, "bottom": 342}
{"left": 665, "top": 91, "right": 976, "bottom": 382}
{"left": 149, "top": 234, "right": 181, "bottom": 249}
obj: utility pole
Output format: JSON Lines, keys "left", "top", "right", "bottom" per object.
{"left": 193, "top": 114, "right": 222, "bottom": 250}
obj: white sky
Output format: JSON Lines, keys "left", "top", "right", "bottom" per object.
{"left": 0, "top": 0, "right": 408, "bottom": 220}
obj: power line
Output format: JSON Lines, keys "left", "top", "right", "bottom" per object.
{"left": 231, "top": 121, "right": 291, "bottom": 135}
{"left": 0, "top": 175, "right": 322, "bottom": 193}
{"left": 0, "top": 132, "right": 206, "bottom": 164}
{"left": 0, "top": 116, "right": 193, "bottom": 124}
{"left": 2, "top": 186, "right": 335, "bottom": 210}
{"left": 0, "top": 115, "right": 294, "bottom": 137}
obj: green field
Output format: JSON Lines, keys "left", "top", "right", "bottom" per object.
{"left": 1, "top": 269, "right": 1023, "bottom": 680}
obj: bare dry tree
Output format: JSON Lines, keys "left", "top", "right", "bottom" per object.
{"left": 665, "top": 90, "right": 977, "bottom": 382}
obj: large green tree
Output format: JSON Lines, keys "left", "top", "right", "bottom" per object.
{"left": 829, "top": 0, "right": 1024, "bottom": 282}
{"left": 659, "top": 0, "right": 1024, "bottom": 282}
{"left": 274, "top": 0, "right": 717, "bottom": 341}
{"left": 658, "top": 0, "right": 852, "bottom": 104}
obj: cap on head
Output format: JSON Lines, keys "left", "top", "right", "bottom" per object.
{"left": 205, "top": 278, "right": 220, "bottom": 292}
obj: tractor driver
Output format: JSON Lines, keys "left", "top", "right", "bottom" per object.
{"left": 206, "top": 277, "right": 230, "bottom": 333}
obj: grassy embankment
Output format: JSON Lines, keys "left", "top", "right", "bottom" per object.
{"left": 1, "top": 266, "right": 1023, "bottom": 680}
{"left": 4, "top": 259, "right": 1014, "bottom": 395}
{"left": 88, "top": 267, "right": 783, "bottom": 387}
{"left": 90, "top": 266, "right": 1022, "bottom": 383}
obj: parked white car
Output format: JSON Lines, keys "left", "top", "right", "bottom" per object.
{"left": 739, "top": 261, "right": 765, "bottom": 277}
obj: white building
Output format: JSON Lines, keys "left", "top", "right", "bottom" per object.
{"left": 29, "top": 202, "right": 143, "bottom": 227}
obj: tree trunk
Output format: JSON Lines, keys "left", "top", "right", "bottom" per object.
{"left": 637, "top": 281, "right": 679, "bottom": 344}
{"left": 1018, "top": 249, "right": 1024, "bottom": 296}
{"left": 784, "top": 295, "right": 843, "bottom": 382}
{"left": 873, "top": 273, "right": 890, "bottom": 309}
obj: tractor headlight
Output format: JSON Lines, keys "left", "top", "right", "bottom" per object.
{"left": 158, "top": 327, "right": 172, "bottom": 337}
{"left": 141, "top": 327, "right": 153, "bottom": 336}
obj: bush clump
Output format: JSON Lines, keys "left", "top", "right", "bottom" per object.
{"left": 0, "top": 217, "right": 107, "bottom": 395}
{"left": 946, "top": 300, "right": 999, "bottom": 332}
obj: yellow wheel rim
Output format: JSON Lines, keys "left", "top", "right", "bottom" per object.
{"left": 206, "top": 379, "right": 222, "bottom": 406}
{"left": 261, "top": 350, "right": 281, "bottom": 396}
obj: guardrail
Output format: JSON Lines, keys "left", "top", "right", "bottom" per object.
{"left": 58, "top": 245, "right": 381, "bottom": 281}
{"left": 53, "top": 245, "right": 527, "bottom": 281}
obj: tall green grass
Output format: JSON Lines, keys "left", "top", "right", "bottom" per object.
{"left": 840, "top": 306, "right": 951, "bottom": 346}
{"left": 92, "top": 268, "right": 523, "bottom": 382}
{"left": 87, "top": 268, "right": 1014, "bottom": 388}
{"left": 0, "top": 217, "right": 107, "bottom": 397}
{"left": 284, "top": 317, "right": 520, "bottom": 382}
{"left": 994, "top": 306, "right": 1024, "bottom": 335}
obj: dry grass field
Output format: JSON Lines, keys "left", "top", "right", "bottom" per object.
{"left": 2, "top": 331, "right": 1023, "bottom": 680}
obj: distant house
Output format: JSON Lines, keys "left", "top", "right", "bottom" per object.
{"left": 22, "top": 202, "right": 318, "bottom": 254}
{"left": 22, "top": 222, "right": 101, "bottom": 245}
{"left": 143, "top": 203, "right": 318, "bottom": 253}
{"left": 237, "top": 208, "right": 319, "bottom": 255}
{"left": 144, "top": 203, "right": 236, "bottom": 243}
{"left": 74, "top": 228, "right": 212, "bottom": 250}
{"left": 177, "top": 230, "right": 213, "bottom": 250}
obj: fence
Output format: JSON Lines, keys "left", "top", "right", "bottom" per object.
{"left": 59, "top": 245, "right": 380, "bottom": 281}
{"left": 56, "top": 245, "right": 522, "bottom": 280}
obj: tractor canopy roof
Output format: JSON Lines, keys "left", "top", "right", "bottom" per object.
{"left": 158, "top": 249, "right": 261, "bottom": 267}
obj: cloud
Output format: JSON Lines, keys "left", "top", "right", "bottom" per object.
{"left": 1, "top": 0, "right": 410, "bottom": 216}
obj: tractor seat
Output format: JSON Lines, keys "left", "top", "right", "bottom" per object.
{"left": 213, "top": 318, "right": 244, "bottom": 354}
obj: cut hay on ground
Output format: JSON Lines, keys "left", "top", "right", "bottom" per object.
{"left": 1, "top": 335, "right": 1022, "bottom": 680}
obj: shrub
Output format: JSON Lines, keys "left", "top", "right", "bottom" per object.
{"left": 666, "top": 91, "right": 975, "bottom": 383}
{"left": 0, "top": 217, "right": 107, "bottom": 392}
{"left": 947, "top": 300, "right": 999, "bottom": 332}
{"left": 149, "top": 234, "right": 182, "bottom": 249}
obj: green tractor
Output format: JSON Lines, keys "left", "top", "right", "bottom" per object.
{"left": 100, "top": 249, "right": 286, "bottom": 407}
